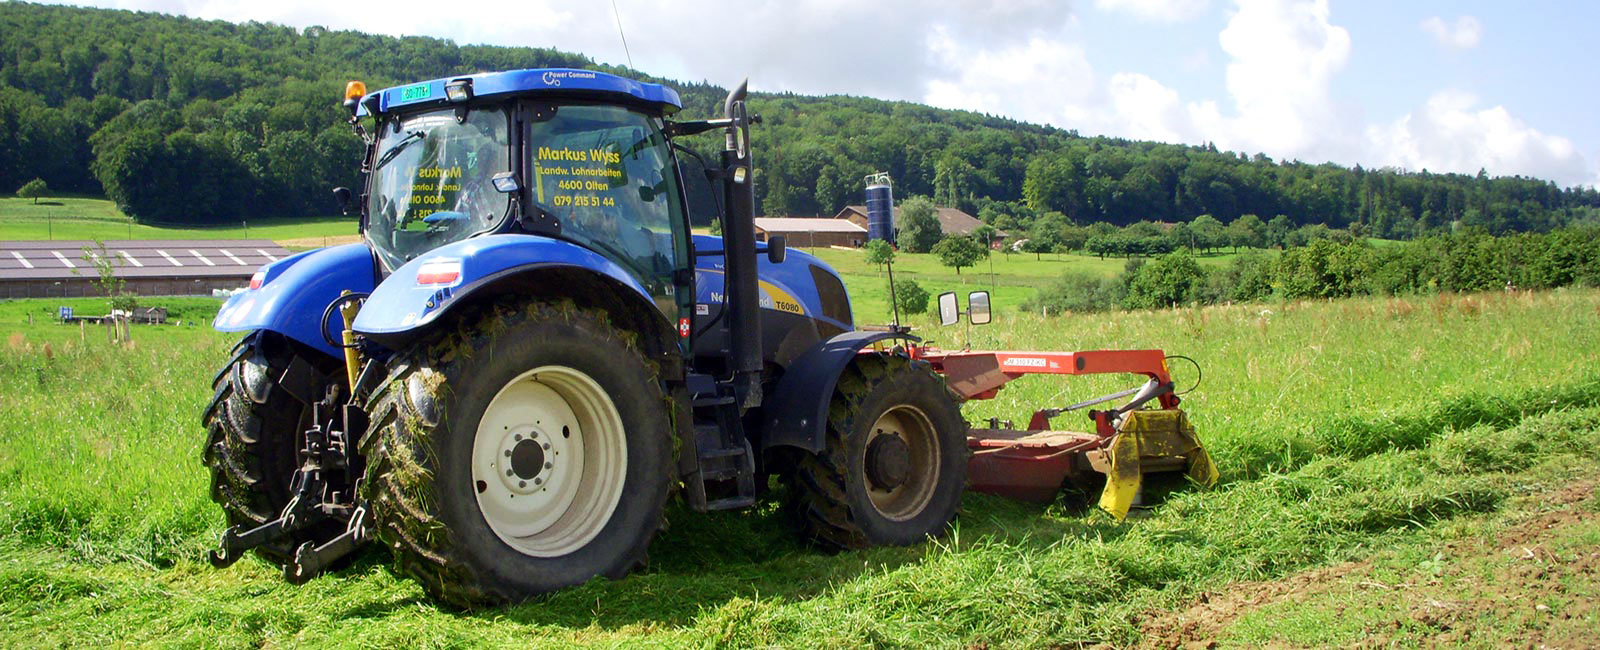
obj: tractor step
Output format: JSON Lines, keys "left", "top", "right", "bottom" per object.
{"left": 698, "top": 446, "right": 747, "bottom": 459}
{"left": 683, "top": 395, "right": 759, "bottom": 513}
{"left": 704, "top": 496, "right": 756, "bottom": 511}
{"left": 691, "top": 395, "right": 737, "bottom": 408}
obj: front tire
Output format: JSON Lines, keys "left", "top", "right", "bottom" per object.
{"left": 360, "top": 303, "right": 673, "bottom": 607}
{"left": 786, "top": 353, "right": 968, "bottom": 549}
{"left": 200, "top": 332, "right": 333, "bottom": 563}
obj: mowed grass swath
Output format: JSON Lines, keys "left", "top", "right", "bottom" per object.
{"left": 0, "top": 286, "right": 1596, "bottom": 645}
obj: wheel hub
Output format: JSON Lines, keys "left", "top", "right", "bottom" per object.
{"left": 863, "top": 405, "right": 941, "bottom": 522}
{"left": 509, "top": 438, "right": 548, "bottom": 480}
{"left": 492, "top": 426, "right": 558, "bottom": 496}
{"left": 865, "top": 432, "right": 912, "bottom": 490}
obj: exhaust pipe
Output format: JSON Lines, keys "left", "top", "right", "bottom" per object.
{"left": 720, "top": 80, "right": 762, "bottom": 408}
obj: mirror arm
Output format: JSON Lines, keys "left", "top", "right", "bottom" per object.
{"left": 664, "top": 118, "right": 735, "bottom": 138}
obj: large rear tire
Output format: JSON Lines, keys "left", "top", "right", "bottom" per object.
{"left": 360, "top": 303, "right": 673, "bottom": 607}
{"left": 785, "top": 353, "right": 968, "bottom": 549}
{"left": 200, "top": 332, "right": 333, "bottom": 563}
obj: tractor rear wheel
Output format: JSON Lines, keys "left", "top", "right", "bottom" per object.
{"left": 200, "top": 332, "right": 334, "bottom": 563}
{"left": 786, "top": 353, "right": 968, "bottom": 549}
{"left": 360, "top": 303, "right": 673, "bottom": 607}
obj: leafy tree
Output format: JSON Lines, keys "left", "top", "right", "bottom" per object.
{"left": 1276, "top": 239, "right": 1373, "bottom": 299}
{"left": 1190, "top": 214, "right": 1226, "bottom": 252}
{"left": 1267, "top": 214, "right": 1295, "bottom": 248}
{"left": 898, "top": 196, "right": 943, "bottom": 253}
{"left": 1021, "top": 210, "right": 1069, "bottom": 259}
{"left": 1227, "top": 214, "right": 1266, "bottom": 250}
{"left": 863, "top": 238, "right": 895, "bottom": 271}
{"left": 79, "top": 240, "right": 137, "bottom": 312}
{"left": 1023, "top": 272, "right": 1126, "bottom": 314}
{"left": 1123, "top": 250, "right": 1206, "bottom": 309}
{"left": 932, "top": 235, "right": 986, "bottom": 275}
{"left": 972, "top": 223, "right": 999, "bottom": 248}
{"left": 1168, "top": 221, "right": 1194, "bottom": 250}
{"left": 16, "top": 177, "right": 47, "bottom": 203}
{"left": 890, "top": 277, "right": 929, "bottom": 316}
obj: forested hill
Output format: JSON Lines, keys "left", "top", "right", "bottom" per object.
{"left": 2, "top": 3, "right": 1597, "bottom": 236}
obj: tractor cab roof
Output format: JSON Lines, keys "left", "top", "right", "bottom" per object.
{"left": 357, "top": 68, "right": 682, "bottom": 117}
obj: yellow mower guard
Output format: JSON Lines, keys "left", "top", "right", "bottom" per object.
{"left": 1098, "top": 409, "right": 1218, "bottom": 520}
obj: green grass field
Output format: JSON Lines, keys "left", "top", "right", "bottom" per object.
{"left": 0, "top": 196, "right": 357, "bottom": 243}
{"left": 1, "top": 285, "right": 1595, "bottom": 646}
{"left": 813, "top": 245, "right": 1264, "bottom": 324}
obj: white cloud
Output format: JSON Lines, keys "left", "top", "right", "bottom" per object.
{"left": 45, "top": 0, "right": 1599, "bottom": 186}
{"left": 76, "top": 0, "right": 1074, "bottom": 103}
{"left": 1420, "top": 15, "right": 1483, "bottom": 50}
{"left": 923, "top": 30, "right": 1099, "bottom": 126}
{"left": 1104, "top": 73, "right": 1198, "bottom": 144}
{"left": 1018, "top": 0, "right": 1353, "bottom": 162}
{"left": 1093, "top": 0, "right": 1210, "bottom": 22}
{"left": 1366, "top": 91, "right": 1588, "bottom": 184}
{"left": 1211, "top": 0, "right": 1352, "bottom": 157}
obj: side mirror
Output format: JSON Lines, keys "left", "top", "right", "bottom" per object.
{"left": 968, "top": 291, "right": 991, "bottom": 325}
{"left": 766, "top": 235, "right": 786, "bottom": 264}
{"left": 937, "top": 291, "right": 959, "bottom": 326}
{"left": 491, "top": 171, "right": 520, "bottom": 193}
{"left": 332, "top": 187, "right": 353, "bottom": 215}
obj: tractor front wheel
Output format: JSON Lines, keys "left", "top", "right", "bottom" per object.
{"left": 360, "top": 303, "right": 673, "bottom": 607}
{"left": 786, "top": 353, "right": 968, "bottom": 548}
{"left": 200, "top": 332, "right": 336, "bottom": 563}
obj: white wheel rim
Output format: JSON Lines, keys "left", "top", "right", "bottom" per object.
{"left": 472, "top": 365, "right": 627, "bottom": 557}
{"left": 864, "top": 405, "right": 940, "bottom": 522}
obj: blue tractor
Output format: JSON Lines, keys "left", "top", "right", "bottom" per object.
{"left": 201, "top": 70, "right": 969, "bottom": 605}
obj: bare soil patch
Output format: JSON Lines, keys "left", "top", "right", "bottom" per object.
{"left": 1136, "top": 480, "right": 1598, "bottom": 649}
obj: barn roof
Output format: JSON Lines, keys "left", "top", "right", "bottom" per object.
{"left": 0, "top": 240, "right": 291, "bottom": 281}
{"left": 752, "top": 218, "right": 867, "bottom": 234}
{"left": 837, "top": 205, "right": 1001, "bottom": 237}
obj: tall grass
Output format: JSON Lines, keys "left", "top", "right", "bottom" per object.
{"left": 0, "top": 288, "right": 1596, "bottom": 646}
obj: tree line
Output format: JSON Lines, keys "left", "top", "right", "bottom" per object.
{"left": 1024, "top": 225, "right": 1600, "bottom": 314}
{"left": 3, "top": 2, "right": 1599, "bottom": 235}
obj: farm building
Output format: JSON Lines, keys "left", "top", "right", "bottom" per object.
{"left": 0, "top": 239, "right": 291, "bottom": 299}
{"left": 833, "top": 205, "right": 1004, "bottom": 240}
{"left": 752, "top": 217, "right": 867, "bottom": 248}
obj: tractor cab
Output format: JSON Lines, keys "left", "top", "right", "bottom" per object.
{"left": 350, "top": 70, "right": 693, "bottom": 319}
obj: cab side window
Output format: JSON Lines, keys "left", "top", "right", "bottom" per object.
{"left": 528, "top": 105, "right": 680, "bottom": 279}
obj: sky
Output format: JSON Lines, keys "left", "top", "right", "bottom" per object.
{"left": 54, "top": 0, "right": 1600, "bottom": 188}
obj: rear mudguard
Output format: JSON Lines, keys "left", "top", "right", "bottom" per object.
{"left": 351, "top": 234, "right": 664, "bottom": 348}
{"left": 213, "top": 243, "right": 377, "bottom": 360}
{"left": 762, "top": 330, "right": 920, "bottom": 453}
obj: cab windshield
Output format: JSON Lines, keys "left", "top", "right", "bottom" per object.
{"left": 366, "top": 107, "right": 511, "bottom": 270}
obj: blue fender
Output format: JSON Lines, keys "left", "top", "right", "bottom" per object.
{"left": 213, "top": 243, "right": 377, "bottom": 360}
{"left": 761, "top": 330, "right": 920, "bottom": 453}
{"left": 352, "top": 234, "right": 660, "bottom": 343}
